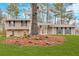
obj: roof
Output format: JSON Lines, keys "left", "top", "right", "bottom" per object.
{"left": 5, "top": 19, "right": 31, "bottom": 22}
{"left": 7, "top": 29, "right": 29, "bottom": 31}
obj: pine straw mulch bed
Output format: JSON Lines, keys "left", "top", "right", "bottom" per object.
{"left": 0, "top": 35, "right": 64, "bottom": 46}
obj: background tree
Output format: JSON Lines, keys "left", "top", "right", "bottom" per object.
{"left": 0, "top": 8, "right": 3, "bottom": 23}
{"left": 18, "top": 3, "right": 31, "bottom": 19}
{"left": 37, "top": 3, "right": 48, "bottom": 23}
{"left": 7, "top": 3, "right": 19, "bottom": 19}
{"left": 50, "top": 3, "right": 73, "bottom": 24}
{"left": 22, "top": 8, "right": 31, "bottom": 19}
{"left": 0, "top": 8, "right": 6, "bottom": 36}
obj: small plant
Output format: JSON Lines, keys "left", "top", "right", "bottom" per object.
{"left": 45, "top": 36, "right": 48, "bottom": 38}
{"left": 27, "top": 35, "right": 30, "bottom": 37}
{"left": 44, "top": 36, "right": 48, "bottom": 40}
{"left": 10, "top": 35, "right": 14, "bottom": 37}
{"left": 34, "top": 36, "right": 43, "bottom": 40}
{"left": 34, "top": 37, "right": 39, "bottom": 40}
{"left": 23, "top": 32, "right": 30, "bottom": 38}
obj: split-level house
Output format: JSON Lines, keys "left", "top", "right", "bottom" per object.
{"left": 4, "top": 19, "right": 31, "bottom": 37}
{"left": 4, "top": 18, "right": 75, "bottom": 37}
{"left": 39, "top": 21, "right": 75, "bottom": 35}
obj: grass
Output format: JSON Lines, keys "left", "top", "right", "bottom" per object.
{"left": 0, "top": 35, "right": 6, "bottom": 40}
{"left": 0, "top": 35, "right": 79, "bottom": 56}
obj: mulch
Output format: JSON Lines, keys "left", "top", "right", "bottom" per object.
{"left": 0, "top": 35, "right": 64, "bottom": 46}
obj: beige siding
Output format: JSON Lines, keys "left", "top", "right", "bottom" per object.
{"left": 5, "top": 21, "right": 30, "bottom": 30}
{"left": 6, "top": 30, "right": 29, "bottom": 37}
{"left": 4, "top": 19, "right": 76, "bottom": 36}
{"left": 71, "top": 28, "right": 75, "bottom": 35}
{"left": 6, "top": 31, "right": 12, "bottom": 37}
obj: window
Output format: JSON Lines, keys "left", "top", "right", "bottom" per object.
{"left": 10, "top": 21, "right": 15, "bottom": 27}
{"left": 25, "top": 21, "right": 27, "bottom": 26}
{"left": 65, "top": 27, "right": 71, "bottom": 34}
{"left": 21, "top": 21, "right": 23, "bottom": 26}
{"left": 56, "top": 27, "right": 63, "bottom": 34}
{"left": 21, "top": 21, "right": 27, "bottom": 26}
{"left": 40, "top": 25, "right": 42, "bottom": 28}
{"left": 13, "top": 21, "right": 15, "bottom": 26}
{"left": 9, "top": 21, "right": 11, "bottom": 26}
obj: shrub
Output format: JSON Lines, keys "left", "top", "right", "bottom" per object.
{"left": 23, "top": 33, "right": 30, "bottom": 38}
{"left": 34, "top": 37, "right": 40, "bottom": 40}
{"left": 10, "top": 35, "right": 14, "bottom": 37}
{"left": 45, "top": 36, "right": 48, "bottom": 38}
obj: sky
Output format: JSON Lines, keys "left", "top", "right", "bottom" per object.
{"left": 0, "top": 3, "right": 79, "bottom": 19}
{"left": 73, "top": 4, "right": 79, "bottom": 28}
{"left": 0, "top": 3, "right": 30, "bottom": 10}
{"left": 0, "top": 3, "right": 31, "bottom": 18}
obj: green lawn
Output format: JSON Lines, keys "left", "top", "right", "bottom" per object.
{"left": 0, "top": 35, "right": 79, "bottom": 56}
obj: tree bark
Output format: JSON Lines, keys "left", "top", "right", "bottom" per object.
{"left": 31, "top": 3, "right": 38, "bottom": 35}
{"left": 46, "top": 3, "right": 48, "bottom": 23}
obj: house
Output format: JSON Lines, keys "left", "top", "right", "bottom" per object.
{"left": 0, "top": 23, "right": 4, "bottom": 35}
{"left": 4, "top": 19, "right": 31, "bottom": 37}
{"left": 4, "top": 18, "right": 76, "bottom": 37}
{"left": 75, "top": 29, "right": 79, "bottom": 35}
{"left": 38, "top": 20, "right": 75, "bottom": 35}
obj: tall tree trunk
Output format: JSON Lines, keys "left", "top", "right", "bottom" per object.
{"left": 31, "top": 3, "right": 38, "bottom": 35}
{"left": 2, "top": 20, "right": 6, "bottom": 36}
{"left": 60, "top": 11, "right": 63, "bottom": 24}
{"left": 54, "top": 15, "right": 56, "bottom": 24}
{"left": 61, "top": 17, "right": 63, "bottom": 24}
{"left": 46, "top": 3, "right": 48, "bottom": 34}
{"left": 46, "top": 3, "right": 48, "bottom": 23}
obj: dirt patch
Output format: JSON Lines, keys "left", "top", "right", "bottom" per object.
{"left": 1, "top": 35, "right": 64, "bottom": 46}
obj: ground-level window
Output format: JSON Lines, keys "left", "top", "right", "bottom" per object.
{"left": 65, "top": 27, "right": 71, "bottom": 34}
{"left": 21, "top": 21, "right": 27, "bottom": 26}
{"left": 56, "top": 27, "right": 63, "bottom": 34}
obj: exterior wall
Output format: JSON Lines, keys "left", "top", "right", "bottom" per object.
{"left": 53, "top": 27, "right": 57, "bottom": 34}
{"left": 6, "top": 27, "right": 75, "bottom": 37}
{"left": 6, "top": 31, "right": 12, "bottom": 37}
{"left": 5, "top": 20, "right": 31, "bottom": 37}
{"left": 6, "top": 30, "right": 29, "bottom": 37}
{"left": 38, "top": 25, "right": 47, "bottom": 35}
{"left": 71, "top": 28, "right": 75, "bottom": 35}
{"left": 46, "top": 27, "right": 75, "bottom": 35}
{"left": 63, "top": 28, "right": 65, "bottom": 35}
{"left": 38, "top": 26, "right": 43, "bottom": 35}
{"left": 50, "top": 27, "right": 54, "bottom": 34}
{"left": 75, "top": 29, "right": 79, "bottom": 35}
{"left": 5, "top": 21, "right": 30, "bottom": 30}
{"left": 27, "top": 21, "right": 31, "bottom": 34}
{"left": 0, "top": 23, "right": 4, "bottom": 35}
{"left": 47, "top": 27, "right": 55, "bottom": 34}
{"left": 5, "top": 19, "right": 76, "bottom": 36}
